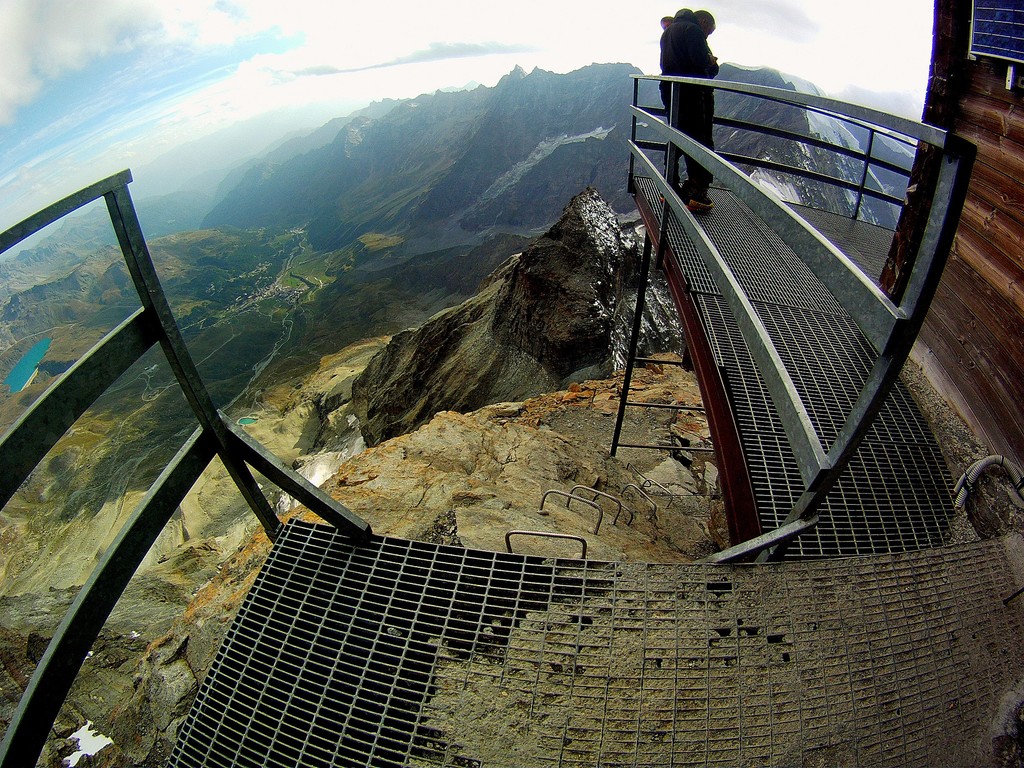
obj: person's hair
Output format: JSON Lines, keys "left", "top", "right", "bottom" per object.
{"left": 661, "top": 15, "right": 674, "bottom": 26}
{"left": 693, "top": 10, "right": 716, "bottom": 29}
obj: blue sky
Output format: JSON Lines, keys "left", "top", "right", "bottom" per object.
{"left": 0, "top": 0, "right": 934, "bottom": 233}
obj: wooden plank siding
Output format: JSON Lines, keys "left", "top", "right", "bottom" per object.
{"left": 917, "top": 0, "right": 1024, "bottom": 461}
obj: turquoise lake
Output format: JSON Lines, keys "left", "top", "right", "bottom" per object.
{"left": 4, "top": 338, "right": 52, "bottom": 393}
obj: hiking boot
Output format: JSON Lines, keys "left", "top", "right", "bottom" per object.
{"left": 672, "top": 179, "right": 695, "bottom": 202}
{"left": 686, "top": 189, "right": 714, "bottom": 213}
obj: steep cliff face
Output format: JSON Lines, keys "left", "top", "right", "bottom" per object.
{"left": 493, "top": 189, "right": 625, "bottom": 371}
{"left": 348, "top": 188, "right": 659, "bottom": 446}
{"left": 95, "top": 360, "right": 721, "bottom": 767}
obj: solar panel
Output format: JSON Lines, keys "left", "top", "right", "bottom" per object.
{"left": 970, "top": 0, "right": 1024, "bottom": 66}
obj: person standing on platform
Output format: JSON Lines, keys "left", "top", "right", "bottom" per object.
{"left": 659, "top": 8, "right": 719, "bottom": 212}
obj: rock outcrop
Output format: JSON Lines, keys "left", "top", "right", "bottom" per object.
{"left": 350, "top": 188, "right": 653, "bottom": 445}
{"left": 89, "top": 360, "right": 721, "bottom": 766}
{"left": 331, "top": 371, "right": 720, "bottom": 562}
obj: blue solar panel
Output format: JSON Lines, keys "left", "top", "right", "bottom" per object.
{"left": 971, "top": 0, "right": 1024, "bottom": 65}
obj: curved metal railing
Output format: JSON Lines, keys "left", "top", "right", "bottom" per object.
{"left": 0, "top": 171, "right": 370, "bottom": 767}
{"left": 629, "top": 75, "right": 928, "bottom": 230}
{"left": 504, "top": 530, "right": 588, "bottom": 559}
{"left": 626, "top": 75, "right": 976, "bottom": 561}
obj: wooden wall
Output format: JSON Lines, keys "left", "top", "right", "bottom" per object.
{"left": 914, "top": 0, "right": 1024, "bottom": 462}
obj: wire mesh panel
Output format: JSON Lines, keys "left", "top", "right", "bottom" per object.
{"left": 170, "top": 521, "right": 589, "bottom": 767}
{"left": 170, "top": 521, "right": 1024, "bottom": 767}
{"left": 793, "top": 204, "right": 894, "bottom": 281}
{"left": 698, "top": 293, "right": 952, "bottom": 558}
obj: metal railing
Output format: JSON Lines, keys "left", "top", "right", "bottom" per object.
{"left": 0, "top": 171, "right": 371, "bottom": 767}
{"left": 629, "top": 76, "right": 925, "bottom": 227}
{"left": 627, "top": 76, "right": 976, "bottom": 562}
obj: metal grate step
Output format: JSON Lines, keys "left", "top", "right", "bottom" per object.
{"left": 169, "top": 520, "right": 1024, "bottom": 767}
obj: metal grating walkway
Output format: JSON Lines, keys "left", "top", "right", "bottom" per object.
{"left": 169, "top": 520, "right": 1024, "bottom": 767}
{"left": 632, "top": 176, "right": 954, "bottom": 558}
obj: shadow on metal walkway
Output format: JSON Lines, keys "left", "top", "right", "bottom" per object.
{"left": 171, "top": 522, "right": 1024, "bottom": 767}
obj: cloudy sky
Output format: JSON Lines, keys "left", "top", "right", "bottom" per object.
{"left": 0, "top": 0, "right": 934, "bottom": 232}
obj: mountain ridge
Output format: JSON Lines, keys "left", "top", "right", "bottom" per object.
{"left": 349, "top": 188, "right": 655, "bottom": 445}
{"left": 202, "top": 63, "right": 641, "bottom": 250}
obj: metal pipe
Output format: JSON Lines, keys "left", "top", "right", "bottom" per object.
{"left": 633, "top": 75, "right": 946, "bottom": 147}
{"left": 505, "top": 530, "right": 588, "bottom": 559}
{"left": 540, "top": 490, "right": 604, "bottom": 534}
{"left": 610, "top": 234, "right": 653, "bottom": 457}
{"left": 953, "top": 455, "right": 1024, "bottom": 508}
{"left": 853, "top": 128, "right": 877, "bottom": 220}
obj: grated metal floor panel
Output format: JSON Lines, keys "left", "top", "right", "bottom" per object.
{"left": 169, "top": 521, "right": 1024, "bottom": 767}
{"left": 794, "top": 203, "right": 894, "bottom": 282}
{"left": 633, "top": 176, "right": 954, "bottom": 558}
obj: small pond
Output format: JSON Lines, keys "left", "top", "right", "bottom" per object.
{"left": 4, "top": 338, "right": 52, "bottom": 393}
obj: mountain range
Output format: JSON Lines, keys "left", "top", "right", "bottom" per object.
{"left": 201, "top": 63, "right": 640, "bottom": 248}
{"left": 1, "top": 59, "right": 909, "bottom": 363}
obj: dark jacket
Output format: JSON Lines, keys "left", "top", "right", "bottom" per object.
{"left": 660, "top": 14, "right": 718, "bottom": 78}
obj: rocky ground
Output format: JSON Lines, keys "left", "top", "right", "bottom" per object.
{"left": 27, "top": 354, "right": 717, "bottom": 767}
{"left": 7, "top": 338, "right": 1023, "bottom": 766}
{"left": 326, "top": 355, "right": 722, "bottom": 563}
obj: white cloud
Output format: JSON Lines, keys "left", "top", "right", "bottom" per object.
{"left": 712, "top": 0, "right": 820, "bottom": 42}
{"left": 0, "top": 0, "right": 936, "bottom": 126}
{"left": 0, "top": 0, "right": 299, "bottom": 125}
{"left": 0, "top": 0, "right": 937, "bottom": 230}
{"left": 0, "top": 0, "right": 163, "bottom": 123}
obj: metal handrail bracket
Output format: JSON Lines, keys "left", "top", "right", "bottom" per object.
{"left": 540, "top": 489, "right": 603, "bottom": 534}
{"left": 567, "top": 485, "right": 623, "bottom": 526}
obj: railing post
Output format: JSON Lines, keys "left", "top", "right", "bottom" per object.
{"left": 611, "top": 233, "right": 653, "bottom": 457}
{"left": 853, "top": 128, "right": 877, "bottom": 220}
{"left": 629, "top": 77, "right": 640, "bottom": 194}
{"left": 665, "top": 81, "right": 684, "bottom": 190}
{"left": 103, "top": 184, "right": 282, "bottom": 541}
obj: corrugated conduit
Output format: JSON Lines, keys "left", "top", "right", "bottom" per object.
{"left": 953, "top": 455, "right": 1024, "bottom": 508}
